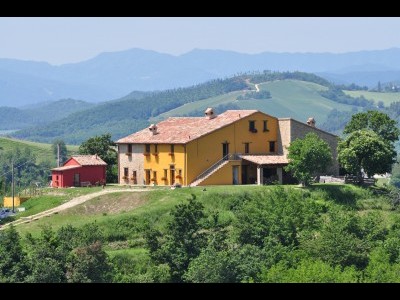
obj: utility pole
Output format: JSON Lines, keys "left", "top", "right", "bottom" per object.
{"left": 57, "top": 143, "right": 60, "bottom": 167}
{"left": 11, "top": 158, "right": 15, "bottom": 213}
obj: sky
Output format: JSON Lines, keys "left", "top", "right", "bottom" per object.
{"left": 1, "top": 17, "right": 400, "bottom": 65}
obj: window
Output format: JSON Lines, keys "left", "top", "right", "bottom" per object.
{"left": 263, "top": 120, "right": 269, "bottom": 132}
{"left": 170, "top": 144, "right": 174, "bottom": 154}
{"left": 244, "top": 143, "right": 250, "bottom": 154}
{"left": 152, "top": 171, "right": 157, "bottom": 181}
{"left": 249, "top": 120, "right": 257, "bottom": 133}
{"left": 124, "top": 168, "right": 129, "bottom": 177}
{"left": 145, "top": 144, "right": 150, "bottom": 153}
{"left": 154, "top": 144, "right": 158, "bottom": 153}
{"left": 269, "top": 141, "right": 275, "bottom": 153}
{"left": 127, "top": 144, "right": 132, "bottom": 153}
{"left": 132, "top": 170, "right": 137, "bottom": 178}
{"left": 164, "top": 169, "right": 168, "bottom": 178}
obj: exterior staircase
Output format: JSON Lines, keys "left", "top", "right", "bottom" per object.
{"left": 189, "top": 154, "right": 240, "bottom": 187}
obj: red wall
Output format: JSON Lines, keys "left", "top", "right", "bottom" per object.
{"left": 52, "top": 166, "right": 106, "bottom": 188}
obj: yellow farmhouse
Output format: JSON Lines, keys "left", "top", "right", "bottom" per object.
{"left": 116, "top": 108, "right": 339, "bottom": 186}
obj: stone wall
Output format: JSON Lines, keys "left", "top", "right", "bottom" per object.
{"left": 118, "top": 144, "right": 144, "bottom": 185}
{"left": 278, "top": 118, "right": 339, "bottom": 176}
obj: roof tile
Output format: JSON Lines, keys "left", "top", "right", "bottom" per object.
{"left": 117, "top": 110, "right": 258, "bottom": 144}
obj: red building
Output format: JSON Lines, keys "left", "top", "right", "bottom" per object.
{"left": 51, "top": 155, "right": 107, "bottom": 188}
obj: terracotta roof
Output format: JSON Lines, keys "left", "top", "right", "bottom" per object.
{"left": 117, "top": 110, "right": 259, "bottom": 144}
{"left": 70, "top": 155, "right": 107, "bottom": 166}
{"left": 52, "top": 165, "right": 82, "bottom": 171}
{"left": 240, "top": 154, "right": 288, "bottom": 165}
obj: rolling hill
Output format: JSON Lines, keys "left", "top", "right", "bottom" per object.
{"left": 3, "top": 47, "right": 400, "bottom": 106}
{"left": 11, "top": 72, "right": 369, "bottom": 144}
{"left": 0, "top": 136, "right": 79, "bottom": 164}
{"left": 0, "top": 99, "right": 94, "bottom": 130}
{"left": 343, "top": 90, "right": 400, "bottom": 106}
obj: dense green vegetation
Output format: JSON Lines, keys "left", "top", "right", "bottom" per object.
{"left": 339, "top": 111, "right": 399, "bottom": 179}
{"left": 5, "top": 184, "right": 400, "bottom": 283}
{"left": 319, "top": 86, "right": 375, "bottom": 107}
{"left": 286, "top": 133, "right": 332, "bottom": 186}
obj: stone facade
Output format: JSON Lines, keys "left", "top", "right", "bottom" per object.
{"left": 278, "top": 118, "right": 339, "bottom": 176}
{"left": 118, "top": 144, "right": 144, "bottom": 185}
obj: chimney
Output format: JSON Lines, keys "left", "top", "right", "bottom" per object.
{"left": 306, "top": 117, "right": 316, "bottom": 127}
{"left": 204, "top": 107, "right": 216, "bottom": 120}
{"left": 149, "top": 124, "right": 158, "bottom": 135}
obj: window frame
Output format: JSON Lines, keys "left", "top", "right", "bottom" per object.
{"left": 244, "top": 142, "right": 250, "bottom": 154}
{"left": 145, "top": 144, "right": 150, "bottom": 153}
{"left": 269, "top": 141, "right": 276, "bottom": 153}
{"left": 263, "top": 120, "right": 269, "bottom": 132}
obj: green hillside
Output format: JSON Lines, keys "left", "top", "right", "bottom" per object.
{"left": 344, "top": 90, "right": 400, "bottom": 106}
{"left": 10, "top": 184, "right": 400, "bottom": 283}
{"left": 154, "top": 80, "right": 357, "bottom": 124}
{"left": 0, "top": 137, "right": 79, "bottom": 164}
{"left": 0, "top": 99, "right": 94, "bottom": 131}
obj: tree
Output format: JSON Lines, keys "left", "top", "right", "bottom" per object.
{"left": 338, "top": 130, "right": 396, "bottom": 178}
{"left": 0, "top": 226, "right": 28, "bottom": 282}
{"left": 52, "top": 139, "right": 68, "bottom": 167}
{"left": 285, "top": 133, "right": 333, "bottom": 186}
{"left": 343, "top": 111, "right": 400, "bottom": 144}
{"left": 79, "top": 133, "right": 117, "bottom": 182}
{"left": 145, "top": 194, "right": 207, "bottom": 282}
{"left": 66, "top": 241, "right": 112, "bottom": 283}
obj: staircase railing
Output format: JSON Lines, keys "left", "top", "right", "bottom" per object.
{"left": 191, "top": 153, "right": 241, "bottom": 184}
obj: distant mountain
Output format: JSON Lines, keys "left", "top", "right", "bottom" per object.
{"left": 0, "top": 99, "right": 94, "bottom": 130}
{"left": 3, "top": 48, "right": 400, "bottom": 107}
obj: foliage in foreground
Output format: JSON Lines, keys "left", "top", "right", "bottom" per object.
{"left": 3, "top": 185, "right": 400, "bottom": 283}
{"left": 285, "top": 133, "right": 332, "bottom": 186}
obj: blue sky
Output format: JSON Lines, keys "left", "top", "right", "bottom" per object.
{"left": 1, "top": 17, "right": 400, "bottom": 65}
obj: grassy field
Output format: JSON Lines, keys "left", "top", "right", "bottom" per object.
{"left": 344, "top": 90, "right": 400, "bottom": 106}
{"left": 0, "top": 137, "right": 79, "bottom": 163}
{"left": 151, "top": 80, "right": 357, "bottom": 124}
{"left": 13, "top": 183, "right": 395, "bottom": 239}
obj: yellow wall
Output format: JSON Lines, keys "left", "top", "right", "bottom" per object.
{"left": 143, "top": 144, "right": 186, "bottom": 186}
{"left": 3, "top": 196, "right": 29, "bottom": 207}
{"left": 199, "top": 161, "right": 242, "bottom": 186}
{"left": 186, "top": 112, "right": 279, "bottom": 184}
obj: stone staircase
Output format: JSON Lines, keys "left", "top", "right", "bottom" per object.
{"left": 189, "top": 154, "right": 241, "bottom": 187}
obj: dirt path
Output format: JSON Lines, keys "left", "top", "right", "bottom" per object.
{"left": 1, "top": 188, "right": 149, "bottom": 229}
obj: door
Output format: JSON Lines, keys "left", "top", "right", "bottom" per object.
{"left": 170, "top": 169, "right": 175, "bottom": 185}
{"left": 232, "top": 166, "right": 239, "bottom": 185}
{"left": 241, "top": 165, "right": 248, "bottom": 184}
{"left": 222, "top": 143, "right": 229, "bottom": 160}
{"left": 73, "top": 173, "right": 80, "bottom": 187}
{"left": 145, "top": 170, "right": 151, "bottom": 185}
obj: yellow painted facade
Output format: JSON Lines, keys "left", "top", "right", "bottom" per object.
{"left": 143, "top": 144, "right": 186, "bottom": 186}
{"left": 3, "top": 196, "right": 29, "bottom": 207}
{"left": 199, "top": 161, "right": 242, "bottom": 186}
{"left": 186, "top": 112, "right": 278, "bottom": 184}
